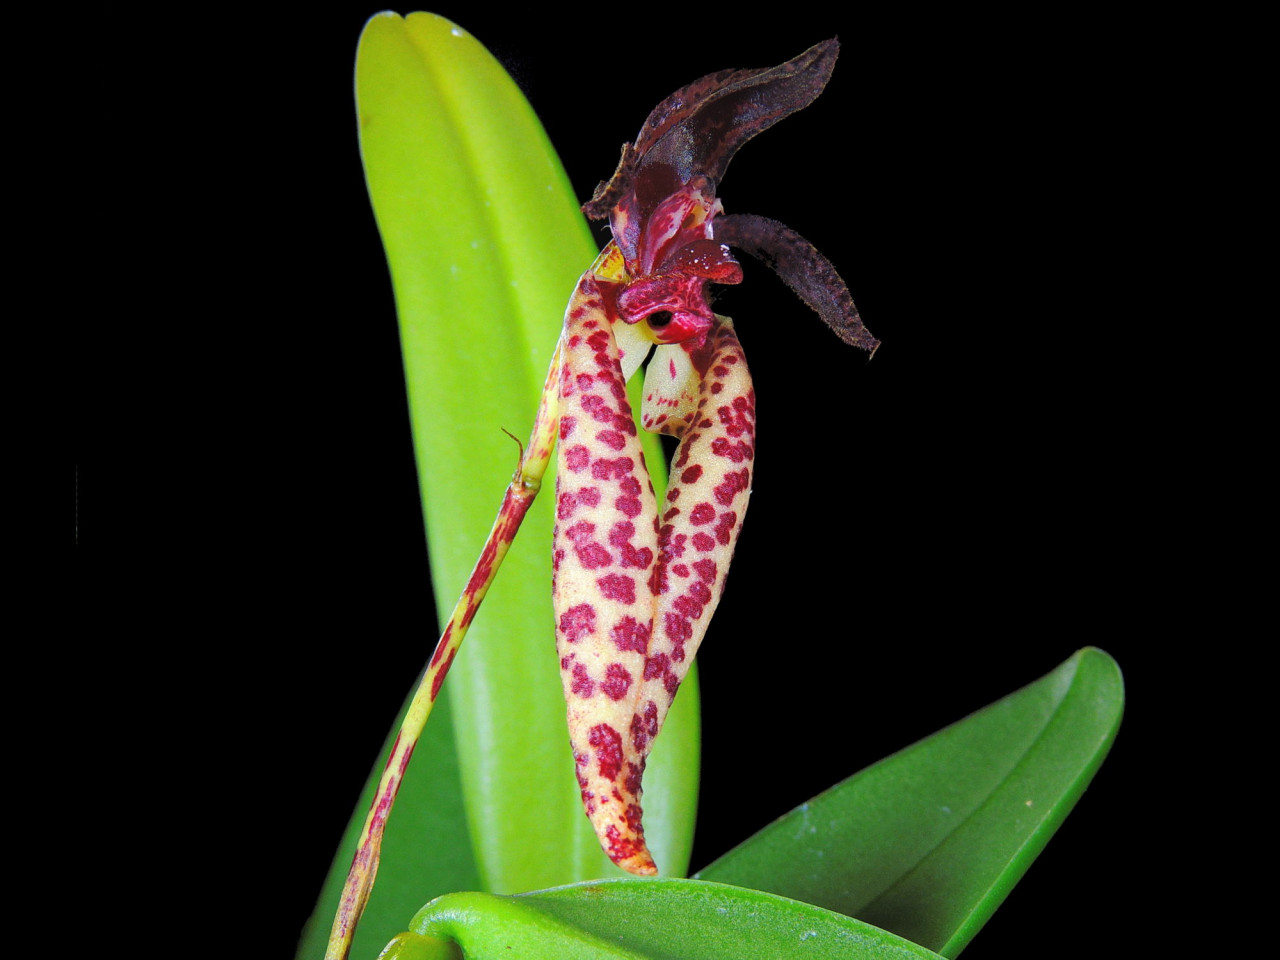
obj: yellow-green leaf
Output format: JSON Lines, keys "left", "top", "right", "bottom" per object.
{"left": 299, "top": 12, "right": 698, "bottom": 959}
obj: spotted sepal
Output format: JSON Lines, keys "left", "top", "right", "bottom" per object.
{"left": 639, "top": 316, "right": 754, "bottom": 737}
{"left": 552, "top": 263, "right": 662, "bottom": 876}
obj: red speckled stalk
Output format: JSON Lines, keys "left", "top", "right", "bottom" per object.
{"left": 639, "top": 317, "right": 754, "bottom": 735}
{"left": 325, "top": 342, "right": 562, "bottom": 960}
{"left": 553, "top": 265, "right": 661, "bottom": 876}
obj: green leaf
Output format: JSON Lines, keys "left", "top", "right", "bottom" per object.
{"left": 299, "top": 12, "right": 698, "bottom": 958}
{"left": 697, "top": 647, "right": 1123, "bottom": 957}
{"left": 401, "top": 878, "right": 945, "bottom": 960}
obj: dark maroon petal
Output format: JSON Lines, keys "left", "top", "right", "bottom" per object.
{"left": 584, "top": 40, "right": 839, "bottom": 225}
{"left": 715, "top": 213, "right": 880, "bottom": 354}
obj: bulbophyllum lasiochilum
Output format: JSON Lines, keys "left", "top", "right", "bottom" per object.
{"left": 329, "top": 36, "right": 880, "bottom": 959}
{"left": 327, "top": 33, "right": 880, "bottom": 957}
{"left": 553, "top": 38, "right": 879, "bottom": 875}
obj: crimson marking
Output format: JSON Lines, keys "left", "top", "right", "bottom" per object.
{"left": 601, "top": 663, "right": 634, "bottom": 701}
{"left": 589, "top": 724, "right": 624, "bottom": 780}
{"left": 598, "top": 574, "right": 636, "bottom": 604}
{"left": 559, "top": 603, "right": 597, "bottom": 643}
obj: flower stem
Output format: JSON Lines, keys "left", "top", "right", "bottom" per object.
{"left": 325, "top": 337, "right": 563, "bottom": 960}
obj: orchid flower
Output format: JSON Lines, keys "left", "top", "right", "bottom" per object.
{"left": 552, "top": 39, "right": 877, "bottom": 874}
{"left": 327, "top": 37, "right": 877, "bottom": 960}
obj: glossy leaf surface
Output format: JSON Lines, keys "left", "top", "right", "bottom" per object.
{"left": 397, "top": 878, "right": 944, "bottom": 960}
{"left": 299, "top": 12, "right": 697, "bottom": 958}
{"left": 697, "top": 648, "right": 1123, "bottom": 956}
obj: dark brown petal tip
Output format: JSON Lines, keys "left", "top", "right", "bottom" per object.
{"left": 632, "top": 39, "right": 839, "bottom": 188}
{"left": 715, "top": 213, "right": 880, "bottom": 355}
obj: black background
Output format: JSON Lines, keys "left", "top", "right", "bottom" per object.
{"left": 92, "top": 6, "right": 1204, "bottom": 958}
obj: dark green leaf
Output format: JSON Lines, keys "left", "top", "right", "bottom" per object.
{"left": 697, "top": 648, "right": 1123, "bottom": 956}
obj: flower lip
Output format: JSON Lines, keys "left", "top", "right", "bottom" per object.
{"left": 654, "top": 310, "right": 714, "bottom": 344}
{"left": 617, "top": 273, "right": 717, "bottom": 344}
{"left": 607, "top": 178, "right": 744, "bottom": 348}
